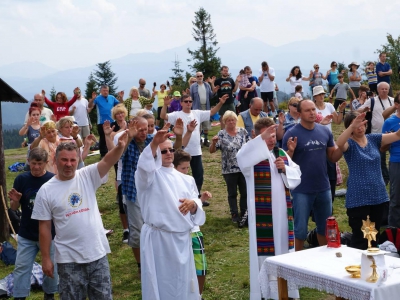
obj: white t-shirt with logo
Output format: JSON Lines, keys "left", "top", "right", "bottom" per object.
{"left": 167, "top": 110, "right": 210, "bottom": 156}
{"left": 70, "top": 98, "right": 89, "bottom": 126}
{"left": 32, "top": 163, "right": 110, "bottom": 264}
{"left": 258, "top": 67, "right": 276, "bottom": 92}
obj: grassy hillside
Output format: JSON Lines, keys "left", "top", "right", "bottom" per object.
{"left": 0, "top": 122, "right": 354, "bottom": 300}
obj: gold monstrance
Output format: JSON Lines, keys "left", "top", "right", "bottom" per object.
{"left": 361, "top": 215, "right": 378, "bottom": 251}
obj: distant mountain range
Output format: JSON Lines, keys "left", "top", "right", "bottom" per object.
{"left": 1, "top": 28, "right": 398, "bottom": 124}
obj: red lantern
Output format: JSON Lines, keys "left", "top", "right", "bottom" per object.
{"left": 326, "top": 216, "right": 341, "bottom": 248}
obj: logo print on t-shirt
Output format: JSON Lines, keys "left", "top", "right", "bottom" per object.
{"left": 68, "top": 193, "right": 82, "bottom": 208}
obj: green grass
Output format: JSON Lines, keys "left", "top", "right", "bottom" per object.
{"left": 0, "top": 122, "right": 354, "bottom": 299}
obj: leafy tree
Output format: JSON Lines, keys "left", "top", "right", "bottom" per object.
{"left": 170, "top": 55, "right": 186, "bottom": 92}
{"left": 49, "top": 86, "right": 57, "bottom": 102}
{"left": 85, "top": 72, "right": 99, "bottom": 135}
{"left": 187, "top": 7, "right": 221, "bottom": 79}
{"left": 376, "top": 33, "right": 400, "bottom": 88}
{"left": 93, "top": 61, "right": 118, "bottom": 96}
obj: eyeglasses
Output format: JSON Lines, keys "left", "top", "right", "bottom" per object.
{"left": 183, "top": 100, "right": 193, "bottom": 103}
{"left": 160, "top": 148, "right": 175, "bottom": 154}
{"left": 140, "top": 83, "right": 145, "bottom": 86}
{"left": 290, "top": 103, "right": 298, "bottom": 107}
{"left": 196, "top": 75, "right": 203, "bottom": 78}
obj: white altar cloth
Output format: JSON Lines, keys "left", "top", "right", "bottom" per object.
{"left": 260, "top": 246, "right": 400, "bottom": 300}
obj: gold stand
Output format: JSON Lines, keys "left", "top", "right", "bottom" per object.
{"left": 366, "top": 256, "right": 379, "bottom": 283}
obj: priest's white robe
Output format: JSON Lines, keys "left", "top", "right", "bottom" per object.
{"left": 237, "top": 135, "right": 302, "bottom": 300}
{"left": 136, "top": 145, "right": 205, "bottom": 300}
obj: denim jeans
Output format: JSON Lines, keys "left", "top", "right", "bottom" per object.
{"left": 13, "top": 236, "right": 58, "bottom": 297}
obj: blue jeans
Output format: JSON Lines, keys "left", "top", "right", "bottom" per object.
{"left": 292, "top": 189, "right": 332, "bottom": 240}
{"left": 13, "top": 236, "right": 58, "bottom": 297}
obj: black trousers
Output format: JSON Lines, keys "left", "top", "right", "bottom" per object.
{"left": 190, "top": 155, "right": 204, "bottom": 194}
{"left": 223, "top": 172, "right": 247, "bottom": 215}
{"left": 97, "top": 124, "right": 108, "bottom": 157}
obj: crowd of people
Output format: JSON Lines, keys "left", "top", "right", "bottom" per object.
{"left": 7, "top": 54, "right": 400, "bottom": 299}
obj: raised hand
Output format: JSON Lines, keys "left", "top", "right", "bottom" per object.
{"left": 236, "top": 74, "right": 242, "bottom": 82}
{"left": 219, "top": 94, "right": 229, "bottom": 104}
{"left": 84, "top": 134, "right": 97, "bottom": 147}
{"left": 173, "top": 118, "right": 183, "bottom": 136}
{"left": 40, "top": 126, "right": 47, "bottom": 139}
{"left": 278, "top": 112, "right": 285, "bottom": 124}
{"left": 118, "top": 90, "right": 124, "bottom": 99}
{"left": 42, "top": 89, "right": 46, "bottom": 96}
{"left": 102, "top": 120, "right": 115, "bottom": 136}
{"left": 260, "top": 124, "right": 278, "bottom": 141}
{"left": 163, "top": 95, "right": 172, "bottom": 106}
{"left": 116, "top": 130, "right": 128, "bottom": 149}
{"left": 161, "top": 122, "right": 171, "bottom": 132}
{"left": 8, "top": 188, "right": 22, "bottom": 202}
{"left": 91, "top": 91, "right": 97, "bottom": 100}
{"left": 127, "top": 120, "right": 138, "bottom": 139}
{"left": 71, "top": 125, "right": 80, "bottom": 138}
{"left": 213, "top": 85, "right": 220, "bottom": 93}
{"left": 287, "top": 137, "right": 297, "bottom": 152}
{"left": 73, "top": 87, "right": 80, "bottom": 94}
{"left": 152, "top": 130, "right": 170, "bottom": 146}
{"left": 320, "top": 114, "right": 333, "bottom": 125}
{"left": 338, "top": 101, "right": 347, "bottom": 111}
{"left": 27, "top": 116, "right": 36, "bottom": 126}
{"left": 350, "top": 112, "right": 367, "bottom": 129}
{"left": 187, "top": 119, "right": 198, "bottom": 133}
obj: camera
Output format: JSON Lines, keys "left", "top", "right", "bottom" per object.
{"left": 366, "top": 91, "right": 373, "bottom": 97}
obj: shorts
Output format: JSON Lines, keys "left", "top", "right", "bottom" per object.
{"left": 157, "top": 107, "right": 162, "bottom": 120}
{"left": 261, "top": 92, "right": 274, "bottom": 103}
{"left": 219, "top": 103, "right": 235, "bottom": 118}
{"left": 291, "top": 189, "right": 332, "bottom": 240}
{"left": 124, "top": 198, "right": 144, "bottom": 248}
{"left": 191, "top": 231, "right": 207, "bottom": 276}
{"left": 79, "top": 125, "right": 90, "bottom": 138}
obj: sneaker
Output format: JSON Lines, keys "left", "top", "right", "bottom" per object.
{"left": 231, "top": 213, "right": 240, "bottom": 223}
{"left": 203, "top": 140, "right": 210, "bottom": 147}
{"left": 122, "top": 230, "right": 129, "bottom": 244}
{"left": 202, "top": 201, "right": 210, "bottom": 207}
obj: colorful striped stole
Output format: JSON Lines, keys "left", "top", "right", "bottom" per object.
{"left": 254, "top": 148, "right": 294, "bottom": 256}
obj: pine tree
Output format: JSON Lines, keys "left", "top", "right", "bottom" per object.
{"left": 49, "top": 86, "right": 57, "bottom": 102}
{"left": 93, "top": 61, "right": 118, "bottom": 96}
{"left": 170, "top": 55, "right": 186, "bottom": 92}
{"left": 187, "top": 7, "right": 221, "bottom": 79}
{"left": 85, "top": 72, "right": 99, "bottom": 135}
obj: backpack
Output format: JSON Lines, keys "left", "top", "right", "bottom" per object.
{"left": 0, "top": 242, "right": 17, "bottom": 266}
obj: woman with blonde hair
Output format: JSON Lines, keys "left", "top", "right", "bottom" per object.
{"left": 123, "top": 87, "right": 142, "bottom": 118}
{"left": 210, "top": 110, "right": 250, "bottom": 225}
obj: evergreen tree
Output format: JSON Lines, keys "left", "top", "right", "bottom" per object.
{"left": 376, "top": 33, "right": 400, "bottom": 88}
{"left": 187, "top": 7, "right": 221, "bottom": 79}
{"left": 170, "top": 55, "right": 186, "bottom": 92}
{"left": 93, "top": 61, "right": 118, "bottom": 96}
{"left": 49, "top": 86, "right": 57, "bottom": 102}
{"left": 85, "top": 72, "right": 99, "bottom": 135}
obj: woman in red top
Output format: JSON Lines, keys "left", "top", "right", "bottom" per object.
{"left": 43, "top": 87, "right": 79, "bottom": 121}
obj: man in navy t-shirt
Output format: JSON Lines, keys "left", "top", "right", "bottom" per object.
{"left": 282, "top": 99, "right": 342, "bottom": 251}
{"left": 376, "top": 52, "right": 393, "bottom": 97}
{"left": 8, "top": 148, "right": 57, "bottom": 300}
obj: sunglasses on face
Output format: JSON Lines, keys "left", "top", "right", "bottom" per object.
{"left": 290, "top": 103, "right": 298, "bottom": 107}
{"left": 315, "top": 67, "right": 319, "bottom": 69}
{"left": 183, "top": 100, "right": 193, "bottom": 103}
{"left": 160, "top": 148, "right": 175, "bottom": 154}
{"left": 333, "top": 65, "right": 337, "bottom": 67}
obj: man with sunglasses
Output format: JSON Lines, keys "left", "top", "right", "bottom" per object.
{"left": 136, "top": 130, "right": 205, "bottom": 300}
{"left": 138, "top": 78, "right": 151, "bottom": 98}
{"left": 161, "top": 94, "right": 228, "bottom": 196}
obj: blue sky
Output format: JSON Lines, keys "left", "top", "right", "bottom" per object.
{"left": 1, "top": 0, "right": 399, "bottom": 69}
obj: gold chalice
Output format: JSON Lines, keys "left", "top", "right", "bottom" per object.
{"left": 345, "top": 265, "right": 361, "bottom": 278}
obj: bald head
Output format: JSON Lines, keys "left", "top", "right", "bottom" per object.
{"left": 33, "top": 93, "right": 44, "bottom": 109}
{"left": 377, "top": 82, "right": 390, "bottom": 99}
{"left": 249, "top": 97, "right": 263, "bottom": 116}
{"left": 139, "top": 78, "right": 146, "bottom": 88}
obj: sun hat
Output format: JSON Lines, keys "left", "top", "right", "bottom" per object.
{"left": 173, "top": 91, "right": 181, "bottom": 97}
{"left": 313, "top": 86, "right": 325, "bottom": 96}
{"left": 348, "top": 62, "right": 360, "bottom": 69}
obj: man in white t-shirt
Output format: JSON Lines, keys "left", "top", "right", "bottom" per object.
{"left": 32, "top": 132, "right": 128, "bottom": 299}
{"left": 160, "top": 94, "right": 228, "bottom": 195}
{"left": 358, "top": 81, "right": 394, "bottom": 185}
{"left": 69, "top": 88, "right": 91, "bottom": 142}
{"left": 258, "top": 61, "right": 276, "bottom": 116}
{"left": 24, "top": 93, "right": 54, "bottom": 125}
